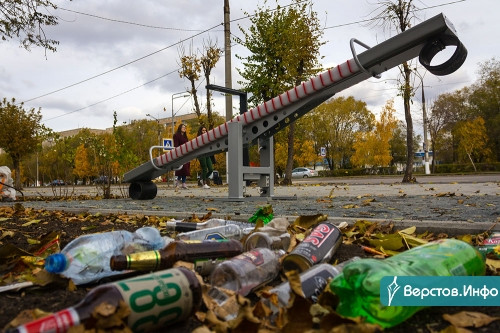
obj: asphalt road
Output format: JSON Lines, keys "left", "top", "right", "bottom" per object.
{"left": 5, "top": 174, "right": 499, "bottom": 236}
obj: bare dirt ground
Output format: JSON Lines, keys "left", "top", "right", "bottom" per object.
{"left": 1, "top": 178, "right": 499, "bottom": 332}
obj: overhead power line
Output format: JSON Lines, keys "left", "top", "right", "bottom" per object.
{"left": 44, "top": 69, "right": 180, "bottom": 122}
{"left": 58, "top": 7, "right": 205, "bottom": 32}
{"left": 27, "top": 0, "right": 467, "bottom": 108}
{"left": 22, "top": 22, "right": 221, "bottom": 104}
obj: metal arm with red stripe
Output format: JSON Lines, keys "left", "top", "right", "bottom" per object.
{"left": 123, "top": 13, "right": 466, "bottom": 200}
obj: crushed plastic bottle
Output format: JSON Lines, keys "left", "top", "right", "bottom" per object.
{"left": 329, "top": 239, "right": 486, "bottom": 329}
{"left": 44, "top": 227, "right": 173, "bottom": 285}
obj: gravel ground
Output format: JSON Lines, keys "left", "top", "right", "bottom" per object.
{"left": 6, "top": 175, "right": 499, "bottom": 236}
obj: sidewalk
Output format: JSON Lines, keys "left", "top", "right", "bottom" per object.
{"left": 9, "top": 176, "right": 499, "bottom": 236}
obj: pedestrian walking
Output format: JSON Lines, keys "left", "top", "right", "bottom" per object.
{"left": 173, "top": 123, "right": 191, "bottom": 189}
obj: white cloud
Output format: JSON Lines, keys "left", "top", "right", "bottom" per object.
{"left": 1, "top": 0, "right": 498, "bottom": 132}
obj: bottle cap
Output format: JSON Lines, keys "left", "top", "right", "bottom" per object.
{"left": 45, "top": 253, "right": 68, "bottom": 273}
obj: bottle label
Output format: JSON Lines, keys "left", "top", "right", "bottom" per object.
{"left": 290, "top": 223, "right": 341, "bottom": 266}
{"left": 301, "top": 268, "right": 335, "bottom": 302}
{"left": 234, "top": 249, "right": 264, "bottom": 266}
{"left": 194, "top": 258, "right": 226, "bottom": 276}
{"left": 16, "top": 308, "right": 79, "bottom": 333}
{"left": 113, "top": 268, "right": 193, "bottom": 332}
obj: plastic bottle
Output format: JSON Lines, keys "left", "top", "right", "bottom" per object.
{"left": 269, "top": 257, "right": 361, "bottom": 307}
{"left": 176, "top": 224, "right": 254, "bottom": 241}
{"left": 282, "top": 222, "right": 342, "bottom": 273}
{"left": 110, "top": 239, "right": 243, "bottom": 272}
{"left": 166, "top": 218, "right": 256, "bottom": 232}
{"left": 44, "top": 227, "right": 172, "bottom": 285}
{"left": 10, "top": 267, "right": 201, "bottom": 333}
{"left": 248, "top": 205, "right": 274, "bottom": 225}
{"left": 210, "top": 248, "right": 286, "bottom": 296}
{"left": 329, "top": 239, "right": 486, "bottom": 329}
{"left": 244, "top": 231, "right": 291, "bottom": 252}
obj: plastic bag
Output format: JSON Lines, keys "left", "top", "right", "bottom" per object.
{"left": 0, "top": 166, "right": 16, "bottom": 201}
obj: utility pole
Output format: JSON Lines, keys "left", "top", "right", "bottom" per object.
{"left": 224, "top": 0, "right": 233, "bottom": 185}
{"left": 224, "top": 0, "right": 233, "bottom": 121}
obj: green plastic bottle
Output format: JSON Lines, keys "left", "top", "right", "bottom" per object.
{"left": 329, "top": 239, "right": 486, "bottom": 329}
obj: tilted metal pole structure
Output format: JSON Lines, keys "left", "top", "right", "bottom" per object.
{"left": 123, "top": 14, "right": 467, "bottom": 200}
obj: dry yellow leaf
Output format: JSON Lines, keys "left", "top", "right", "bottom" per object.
{"left": 442, "top": 311, "right": 500, "bottom": 328}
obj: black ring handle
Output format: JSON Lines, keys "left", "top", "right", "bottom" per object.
{"left": 419, "top": 34, "right": 467, "bottom": 76}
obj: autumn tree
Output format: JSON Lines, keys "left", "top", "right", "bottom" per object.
{"left": 237, "top": 0, "right": 324, "bottom": 185}
{"left": 0, "top": 98, "right": 50, "bottom": 187}
{"left": 307, "top": 96, "right": 374, "bottom": 170}
{"left": 389, "top": 120, "right": 421, "bottom": 169}
{"left": 73, "top": 143, "right": 92, "bottom": 182}
{"left": 454, "top": 117, "right": 492, "bottom": 171}
{"left": 371, "top": 0, "right": 421, "bottom": 182}
{"left": 178, "top": 39, "right": 221, "bottom": 129}
{"left": 468, "top": 58, "right": 500, "bottom": 161}
{"left": 351, "top": 100, "right": 398, "bottom": 169}
{"left": 0, "top": 0, "right": 66, "bottom": 53}
{"left": 428, "top": 89, "right": 469, "bottom": 170}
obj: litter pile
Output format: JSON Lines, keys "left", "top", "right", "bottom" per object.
{"left": 0, "top": 204, "right": 499, "bottom": 332}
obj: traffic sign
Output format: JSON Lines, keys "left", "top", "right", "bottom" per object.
{"left": 320, "top": 147, "right": 326, "bottom": 157}
{"left": 163, "top": 138, "right": 173, "bottom": 152}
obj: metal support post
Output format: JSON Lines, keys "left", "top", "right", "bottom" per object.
{"left": 227, "top": 121, "right": 244, "bottom": 200}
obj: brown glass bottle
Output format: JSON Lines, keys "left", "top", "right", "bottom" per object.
{"left": 10, "top": 267, "right": 202, "bottom": 333}
{"left": 110, "top": 239, "right": 243, "bottom": 271}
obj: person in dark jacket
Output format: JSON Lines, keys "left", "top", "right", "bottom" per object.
{"left": 197, "top": 125, "right": 214, "bottom": 189}
{"left": 173, "top": 123, "right": 190, "bottom": 189}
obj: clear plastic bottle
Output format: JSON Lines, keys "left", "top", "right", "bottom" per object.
{"left": 210, "top": 248, "right": 286, "bottom": 296}
{"left": 10, "top": 267, "right": 201, "bottom": 333}
{"left": 45, "top": 227, "right": 172, "bottom": 285}
{"left": 176, "top": 224, "right": 254, "bottom": 241}
{"left": 166, "top": 218, "right": 256, "bottom": 232}
{"left": 329, "top": 239, "right": 486, "bottom": 329}
{"left": 244, "top": 231, "right": 291, "bottom": 251}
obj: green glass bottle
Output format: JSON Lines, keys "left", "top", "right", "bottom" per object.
{"left": 329, "top": 239, "right": 486, "bottom": 329}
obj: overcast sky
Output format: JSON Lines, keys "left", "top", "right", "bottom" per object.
{"left": 1, "top": 0, "right": 498, "bottom": 134}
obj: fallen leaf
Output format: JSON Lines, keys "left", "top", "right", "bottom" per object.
{"left": 442, "top": 311, "right": 500, "bottom": 328}
{"left": 21, "top": 219, "right": 41, "bottom": 227}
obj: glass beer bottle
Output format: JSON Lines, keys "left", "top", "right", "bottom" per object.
{"left": 10, "top": 267, "right": 202, "bottom": 333}
{"left": 110, "top": 239, "right": 243, "bottom": 271}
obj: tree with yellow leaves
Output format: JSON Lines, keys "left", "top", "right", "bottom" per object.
{"left": 73, "top": 144, "right": 92, "bottom": 183}
{"left": 351, "top": 100, "right": 398, "bottom": 169}
{"left": 454, "top": 117, "right": 492, "bottom": 171}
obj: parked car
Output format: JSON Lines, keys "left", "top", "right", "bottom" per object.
{"left": 291, "top": 167, "right": 318, "bottom": 178}
{"left": 92, "top": 176, "right": 109, "bottom": 184}
{"left": 51, "top": 179, "right": 65, "bottom": 186}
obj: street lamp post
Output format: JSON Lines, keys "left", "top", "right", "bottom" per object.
{"left": 146, "top": 113, "right": 162, "bottom": 157}
{"left": 171, "top": 92, "right": 191, "bottom": 137}
{"left": 415, "top": 72, "right": 431, "bottom": 175}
